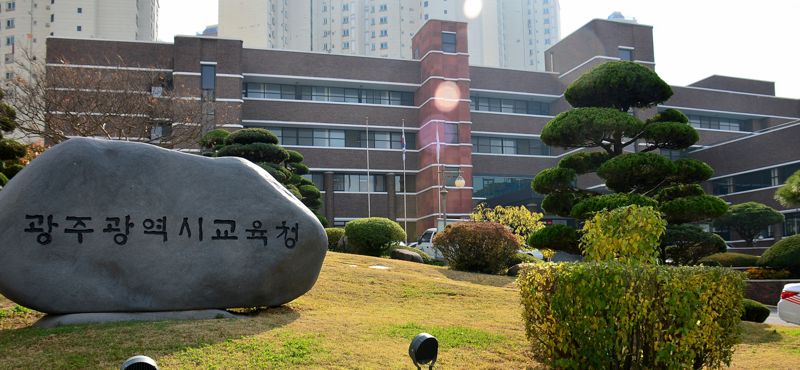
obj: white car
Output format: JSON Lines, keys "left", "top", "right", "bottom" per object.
{"left": 777, "top": 283, "right": 800, "bottom": 325}
{"left": 416, "top": 228, "right": 444, "bottom": 261}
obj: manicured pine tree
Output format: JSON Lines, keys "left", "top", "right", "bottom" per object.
{"left": 528, "top": 61, "right": 728, "bottom": 262}
{"left": 200, "top": 128, "right": 327, "bottom": 226}
{"left": 0, "top": 91, "right": 27, "bottom": 187}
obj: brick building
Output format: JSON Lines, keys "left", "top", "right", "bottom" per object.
{"left": 45, "top": 19, "right": 800, "bottom": 253}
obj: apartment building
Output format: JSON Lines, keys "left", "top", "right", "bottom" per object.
{"left": 218, "top": 0, "right": 560, "bottom": 70}
{"left": 0, "top": 0, "right": 158, "bottom": 79}
{"left": 45, "top": 18, "right": 800, "bottom": 253}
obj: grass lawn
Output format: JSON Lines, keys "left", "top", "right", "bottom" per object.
{"left": 0, "top": 251, "right": 798, "bottom": 369}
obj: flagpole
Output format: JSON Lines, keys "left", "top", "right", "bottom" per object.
{"left": 402, "top": 119, "right": 408, "bottom": 244}
{"left": 365, "top": 116, "right": 371, "bottom": 217}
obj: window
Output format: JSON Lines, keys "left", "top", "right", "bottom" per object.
{"left": 379, "top": 4, "right": 388, "bottom": 11}
{"left": 380, "top": 42, "right": 388, "bottom": 49}
{"left": 342, "top": 17, "right": 349, "bottom": 24}
{"left": 470, "top": 96, "right": 550, "bottom": 115}
{"left": 5, "top": 35, "right": 14, "bottom": 46}
{"left": 711, "top": 162, "right": 800, "bottom": 195}
{"left": 342, "top": 3, "right": 349, "bottom": 11}
{"left": 77, "top": 7, "right": 82, "bottom": 13}
{"left": 76, "top": 25, "right": 82, "bottom": 31}
{"left": 618, "top": 47, "right": 633, "bottom": 61}
{"left": 687, "top": 114, "right": 751, "bottom": 132}
{"left": 442, "top": 32, "right": 456, "bottom": 53}
{"left": 395, "top": 175, "right": 416, "bottom": 192}
{"left": 544, "top": 18, "right": 550, "bottom": 24}
{"left": 5, "top": 19, "right": 13, "bottom": 29}
{"left": 200, "top": 64, "right": 215, "bottom": 91}
{"left": 50, "top": 14, "right": 54, "bottom": 22}
{"left": 424, "top": 14, "right": 429, "bottom": 20}
{"left": 244, "top": 83, "right": 414, "bottom": 107}
{"left": 424, "top": 1, "right": 428, "bottom": 7}
{"left": 6, "top": 2, "right": 15, "bottom": 11}
{"left": 342, "top": 29, "right": 350, "bottom": 37}
{"left": 543, "top": 8, "right": 550, "bottom": 14}
{"left": 380, "top": 29, "right": 388, "bottom": 37}
{"left": 333, "top": 174, "right": 386, "bottom": 192}
{"left": 379, "top": 16, "right": 388, "bottom": 24}
{"left": 443, "top": 123, "right": 458, "bottom": 143}
{"left": 342, "top": 41, "right": 350, "bottom": 49}
{"left": 473, "top": 175, "right": 542, "bottom": 207}
{"left": 471, "top": 136, "right": 550, "bottom": 156}
{"left": 785, "top": 212, "right": 800, "bottom": 237}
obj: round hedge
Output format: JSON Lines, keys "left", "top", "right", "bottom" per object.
{"left": 532, "top": 167, "right": 576, "bottom": 194}
{"left": 557, "top": 152, "right": 610, "bottom": 174}
{"left": 775, "top": 169, "right": 800, "bottom": 207}
{"left": 672, "top": 158, "right": 714, "bottom": 184}
{"left": 597, "top": 152, "right": 675, "bottom": 193}
{"left": 527, "top": 224, "right": 581, "bottom": 255}
{"left": 540, "top": 192, "right": 576, "bottom": 217}
{"left": 564, "top": 60, "right": 673, "bottom": 111}
{"left": 646, "top": 108, "right": 689, "bottom": 124}
{"left": 659, "top": 195, "right": 728, "bottom": 224}
{"left": 640, "top": 122, "right": 699, "bottom": 150}
{"left": 223, "top": 128, "right": 279, "bottom": 145}
{"left": 287, "top": 149, "right": 304, "bottom": 163}
{"left": 199, "top": 128, "right": 230, "bottom": 149}
{"left": 325, "top": 227, "right": 345, "bottom": 250}
{"left": 656, "top": 184, "right": 706, "bottom": 202}
{"left": 758, "top": 234, "right": 800, "bottom": 273}
{"left": 433, "top": 222, "right": 519, "bottom": 274}
{"left": 570, "top": 193, "right": 658, "bottom": 220}
{"left": 344, "top": 217, "right": 406, "bottom": 256}
{"left": 662, "top": 225, "right": 727, "bottom": 265}
{"left": 541, "top": 107, "right": 643, "bottom": 149}
{"left": 217, "top": 142, "right": 289, "bottom": 164}
{"left": 741, "top": 299, "right": 770, "bottom": 323}
{"left": 698, "top": 252, "right": 759, "bottom": 267}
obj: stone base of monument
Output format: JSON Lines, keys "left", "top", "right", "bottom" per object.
{"left": 34, "top": 309, "right": 239, "bottom": 328}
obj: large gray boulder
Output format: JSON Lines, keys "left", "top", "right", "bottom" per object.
{"left": 0, "top": 138, "right": 327, "bottom": 314}
{"left": 390, "top": 248, "right": 424, "bottom": 263}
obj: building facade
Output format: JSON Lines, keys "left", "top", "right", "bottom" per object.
{"left": 46, "top": 18, "right": 800, "bottom": 253}
{"left": 1, "top": 0, "right": 158, "bottom": 80}
{"left": 218, "top": 0, "right": 560, "bottom": 70}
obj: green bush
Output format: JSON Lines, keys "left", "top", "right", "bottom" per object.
{"left": 758, "top": 234, "right": 800, "bottom": 274}
{"left": 570, "top": 193, "right": 658, "bottom": 220}
{"left": 325, "top": 228, "right": 344, "bottom": 250}
{"left": 344, "top": 217, "right": 406, "bottom": 257}
{"left": 433, "top": 222, "right": 520, "bottom": 274}
{"left": 597, "top": 152, "right": 675, "bottom": 193}
{"left": 655, "top": 184, "right": 705, "bottom": 202}
{"left": 223, "top": 128, "right": 279, "bottom": 145}
{"left": 661, "top": 225, "right": 727, "bottom": 265}
{"left": 557, "top": 152, "right": 610, "bottom": 174}
{"left": 741, "top": 299, "right": 770, "bottom": 323}
{"left": 216, "top": 142, "right": 290, "bottom": 163}
{"left": 532, "top": 167, "right": 576, "bottom": 194}
{"left": 527, "top": 224, "right": 581, "bottom": 255}
{"left": 581, "top": 205, "right": 666, "bottom": 264}
{"left": 540, "top": 192, "right": 576, "bottom": 217}
{"left": 519, "top": 263, "right": 744, "bottom": 369}
{"left": 199, "top": 128, "right": 230, "bottom": 148}
{"left": 659, "top": 195, "right": 728, "bottom": 224}
{"left": 0, "top": 172, "right": 7, "bottom": 186}
{"left": 698, "top": 252, "right": 759, "bottom": 267}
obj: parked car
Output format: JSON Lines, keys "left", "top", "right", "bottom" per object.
{"left": 777, "top": 283, "right": 800, "bottom": 325}
{"left": 416, "top": 228, "right": 444, "bottom": 261}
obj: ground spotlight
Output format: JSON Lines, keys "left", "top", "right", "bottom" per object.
{"left": 120, "top": 355, "right": 158, "bottom": 370}
{"left": 409, "top": 333, "right": 438, "bottom": 369}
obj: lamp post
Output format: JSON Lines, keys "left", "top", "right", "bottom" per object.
{"left": 439, "top": 166, "right": 466, "bottom": 229}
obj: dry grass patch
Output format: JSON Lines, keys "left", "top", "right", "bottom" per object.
{"left": 1, "top": 252, "right": 799, "bottom": 369}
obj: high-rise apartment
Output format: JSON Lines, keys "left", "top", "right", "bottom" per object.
{"left": 218, "top": 0, "right": 560, "bottom": 70}
{"left": 0, "top": 0, "right": 159, "bottom": 79}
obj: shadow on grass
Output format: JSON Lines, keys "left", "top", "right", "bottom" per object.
{"left": 0, "top": 304, "right": 302, "bottom": 368}
{"left": 740, "top": 322, "right": 783, "bottom": 344}
{"left": 438, "top": 268, "right": 517, "bottom": 288}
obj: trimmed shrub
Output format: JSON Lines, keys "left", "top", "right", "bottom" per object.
{"left": 776, "top": 169, "right": 800, "bottom": 207}
{"left": 745, "top": 267, "right": 791, "bottom": 280}
{"left": 532, "top": 167, "right": 576, "bottom": 194}
{"left": 698, "top": 252, "right": 759, "bottom": 267}
{"left": 199, "top": 128, "right": 230, "bottom": 148}
{"left": 540, "top": 192, "right": 575, "bottom": 217}
{"left": 557, "top": 151, "right": 610, "bottom": 174}
{"left": 581, "top": 205, "right": 666, "bottom": 264}
{"left": 0, "top": 172, "right": 7, "bottom": 186}
{"left": 597, "top": 152, "right": 675, "bottom": 193}
{"left": 672, "top": 158, "right": 714, "bottom": 184}
{"left": 325, "top": 228, "right": 345, "bottom": 250}
{"left": 758, "top": 234, "right": 800, "bottom": 274}
{"left": 570, "top": 193, "right": 658, "bottom": 220}
{"left": 661, "top": 225, "right": 727, "bottom": 265}
{"left": 216, "top": 142, "right": 290, "bottom": 164}
{"left": 344, "top": 217, "right": 406, "bottom": 257}
{"left": 527, "top": 224, "right": 581, "bottom": 255}
{"left": 433, "top": 222, "right": 520, "bottom": 274}
{"left": 741, "top": 298, "right": 770, "bottom": 323}
{"left": 519, "top": 263, "right": 745, "bottom": 369}
{"left": 660, "top": 195, "right": 728, "bottom": 224}
{"left": 223, "top": 127, "right": 279, "bottom": 145}
{"left": 656, "top": 184, "right": 705, "bottom": 202}
{"left": 286, "top": 149, "right": 304, "bottom": 163}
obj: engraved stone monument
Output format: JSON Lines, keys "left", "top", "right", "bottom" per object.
{"left": 0, "top": 138, "right": 327, "bottom": 315}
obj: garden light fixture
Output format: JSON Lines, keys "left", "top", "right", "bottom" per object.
{"left": 409, "top": 333, "right": 438, "bottom": 369}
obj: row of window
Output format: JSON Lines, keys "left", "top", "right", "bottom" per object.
{"left": 687, "top": 114, "right": 751, "bottom": 132}
{"left": 470, "top": 96, "right": 550, "bottom": 116}
{"left": 243, "top": 83, "right": 414, "bottom": 106}
{"left": 473, "top": 175, "right": 542, "bottom": 208}
{"left": 471, "top": 136, "right": 550, "bottom": 156}
{"left": 712, "top": 211, "right": 800, "bottom": 241}
{"left": 305, "top": 173, "right": 417, "bottom": 193}
{"left": 264, "top": 127, "right": 417, "bottom": 150}
{"left": 712, "top": 162, "right": 800, "bottom": 195}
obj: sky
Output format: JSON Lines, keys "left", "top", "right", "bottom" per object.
{"left": 158, "top": 0, "right": 800, "bottom": 99}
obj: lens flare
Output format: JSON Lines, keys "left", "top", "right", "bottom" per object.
{"left": 433, "top": 81, "right": 461, "bottom": 112}
{"left": 463, "top": 0, "right": 483, "bottom": 20}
